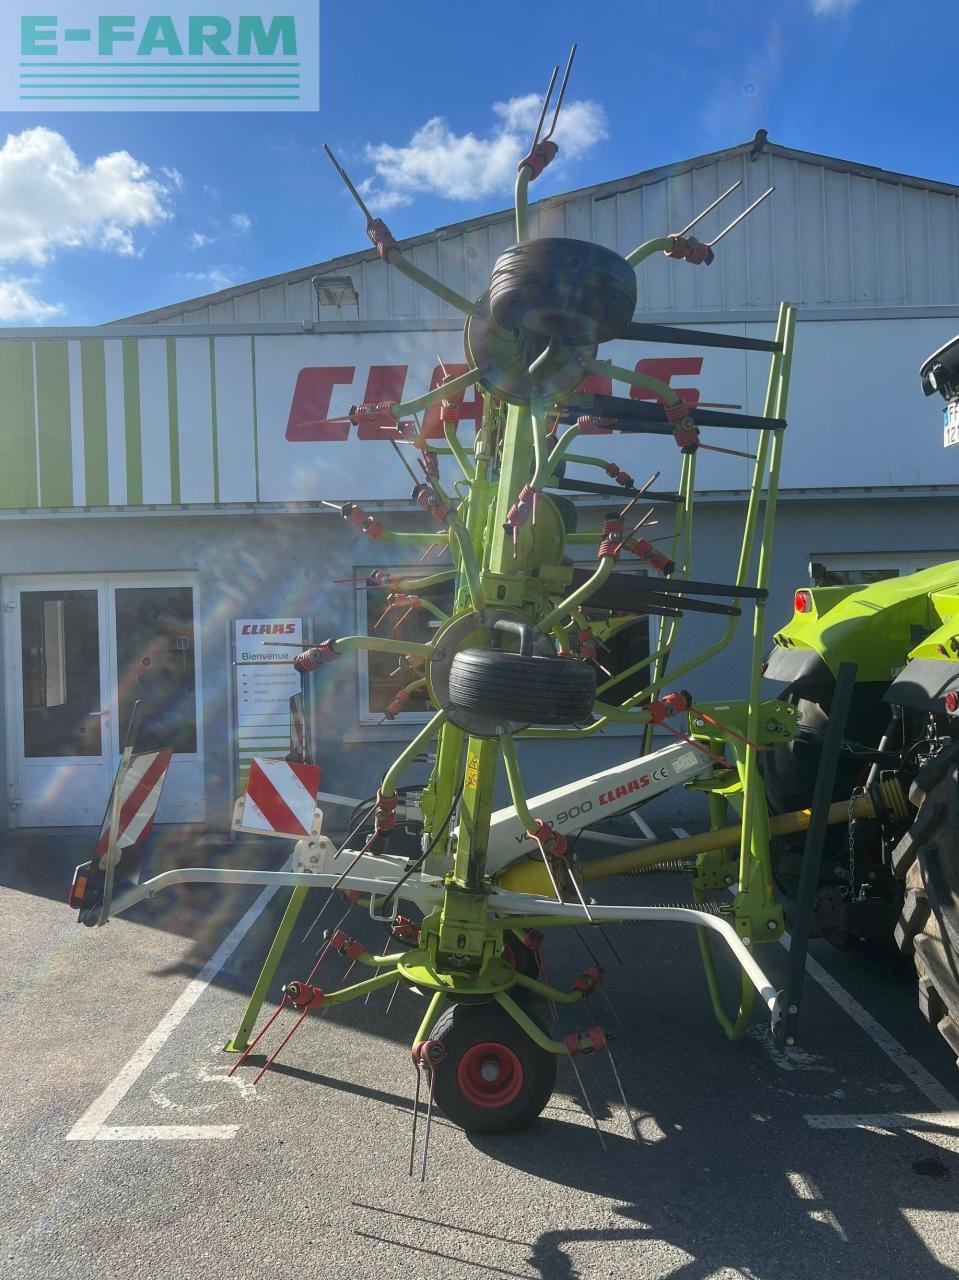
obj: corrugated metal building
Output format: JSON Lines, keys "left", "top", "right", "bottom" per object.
{"left": 118, "top": 138, "right": 959, "bottom": 325}
{"left": 1, "top": 136, "right": 957, "bottom": 835}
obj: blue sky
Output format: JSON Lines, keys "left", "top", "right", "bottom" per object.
{"left": 0, "top": 0, "right": 954, "bottom": 326}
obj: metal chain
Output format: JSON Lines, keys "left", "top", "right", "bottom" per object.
{"left": 842, "top": 788, "right": 861, "bottom": 899}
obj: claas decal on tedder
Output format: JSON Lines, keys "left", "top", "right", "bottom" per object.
{"left": 69, "top": 47, "right": 919, "bottom": 1163}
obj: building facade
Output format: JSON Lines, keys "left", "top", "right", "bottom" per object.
{"left": 1, "top": 137, "right": 957, "bottom": 833}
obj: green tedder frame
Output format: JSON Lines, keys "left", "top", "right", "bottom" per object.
{"left": 75, "top": 48, "right": 873, "bottom": 1142}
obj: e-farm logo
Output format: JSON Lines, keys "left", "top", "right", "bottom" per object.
{"left": 3, "top": 2, "right": 318, "bottom": 111}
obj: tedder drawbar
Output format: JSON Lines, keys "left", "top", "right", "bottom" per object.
{"left": 70, "top": 48, "right": 909, "bottom": 1162}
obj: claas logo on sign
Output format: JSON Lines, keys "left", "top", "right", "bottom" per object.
{"left": 285, "top": 359, "right": 703, "bottom": 441}
{"left": 241, "top": 623, "right": 297, "bottom": 635}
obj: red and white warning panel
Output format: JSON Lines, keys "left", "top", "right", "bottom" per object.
{"left": 95, "top": 749, "right": 174, "bottom": 859}
{"left": 236, "top": 757, "right": 323, "bottom": 838}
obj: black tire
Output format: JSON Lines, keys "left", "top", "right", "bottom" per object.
{"left": 594, "top": 619, "right": 651, "bottom": 706}
{"left": 489, "top": 238, "right": 636, "bottom": 344}
{"left": 503, "top": 929, "right": 540, "bottom": 982}
{"left": 891, "top": 742, "right": 959, "bottom": 1063}
{"left": 448, "top": 648, "right": 596, "bottom": 727}
{"left": 547, "top": 493, "right": 577, "bottom": 533}
{"left": 429, "top": 1001, "right": 557, "bottom": 1133}
{"left": 346, "top": 790, "right": 422, "bottom": 859}
{"left": 761, "top": 680, "right": 900, "bottom": 946}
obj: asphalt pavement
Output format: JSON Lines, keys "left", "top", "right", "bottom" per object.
{"left": 2, "top": 820, "right": 958, "bottom": 1280}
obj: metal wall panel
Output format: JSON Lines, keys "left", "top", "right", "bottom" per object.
{"left": 122, "top": 143, "right": 959, "bottom": 327}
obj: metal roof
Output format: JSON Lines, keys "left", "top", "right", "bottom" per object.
{"left": 116, "top": 137, "right": 959, "bottom": 326}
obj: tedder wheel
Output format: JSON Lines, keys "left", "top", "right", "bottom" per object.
{"left": 503, "top": 929, "right": 539, "bottom": 982}
{"left": 549, "top": 493, "right": 577, "bottom": 533}
{"left": 429, "top": 1001, "right": 557, "bottom": 1133}
{"left": 891, "top": 741, "right": 959, "bottom": 1063}
{"left": 448, "top": 649, "right": 596, "bottom": 729}
{"left": 489, "top": 238, "right": 637, "bottom": 344}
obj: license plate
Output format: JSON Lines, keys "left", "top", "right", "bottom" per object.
{"left": 944, "top": 399, "right": 959, "bottom": 448}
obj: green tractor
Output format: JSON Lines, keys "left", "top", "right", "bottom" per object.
{"left": 762, "top": 334, "right": 959, "bottom": 1062}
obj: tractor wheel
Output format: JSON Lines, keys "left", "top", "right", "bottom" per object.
{"left": 429, "top": 1001, "right": 557, "bottom": 1133}
{"left": 489, "top": 238, "right": 636, "bottom": 344}
{"left": 761, "top": 680, "right": 899, "bottom": 947}
{"left": 891, "top": 742, "right": 959, "bottom": 1063}
{"left": 448, "top": 648, "right": 596, "bottom": 729}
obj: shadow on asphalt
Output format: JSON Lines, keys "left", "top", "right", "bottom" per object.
{"left": 464, "top": 1115, "right": 958, "bottom": 1280}
{"left": 0, "top": 822, "right": 291, "bottom": 943}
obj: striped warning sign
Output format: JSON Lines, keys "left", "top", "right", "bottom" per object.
{"left": 239, "top": 757, "right": 322, "bottom": 838}
{"left": 95, "top": 749, "right": 174, "bottom": 860}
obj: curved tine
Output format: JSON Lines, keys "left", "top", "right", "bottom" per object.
{"left": 676, "top": 180, "right": 742, "bottom": 238}
{"left": 542, "top": 43, "right": 578, "bottom": 142}
{"left": 323, "top": 142, "right": 375, "bottom": 223}
{"left": 708, "top": 186, "right": 775, "bottom": 247}
{"left": 530, "top": 63, "right": 560, "bottom": 150}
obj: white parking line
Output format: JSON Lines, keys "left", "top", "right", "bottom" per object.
{"left": 792, "top": 946, "right": 958, "bottom": 1111}
{"left": 66, "top": 873, "right": 286, "bottom": 1142}
{"left": 805, "top": 1111, "right": 959, "bottom": 1133}
{"left": 670, "top": 826, "right": 959, "bottom": 1113}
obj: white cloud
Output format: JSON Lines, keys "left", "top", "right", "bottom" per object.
{"left": 0, "top": 276, "right": 63, "bottom": 323}
{"left": 0, "top": 127, "right": 173, "bottom": 266}
{"left": 810, "top": 0, "right": 858, "bottom": 12}
{"left": 189, "top": 231, "right": 214, "bottom": 249}
{"left": 360, "top": 93, "right": 607, "bottom": 209}
{"left": 182, "top": 266, "right": 238, "bottom": 293}
{"left": 161, "top": 165, "right": 186, "bottom": 192}
{"left": 230, "top": 212, "right": 252, "bottom": 233}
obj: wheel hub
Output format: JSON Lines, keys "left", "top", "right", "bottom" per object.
{"left": 457, "top": 1040, "right": 524, "bottom": 1108}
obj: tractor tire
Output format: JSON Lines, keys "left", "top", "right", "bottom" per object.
{"left": 489, "top": 238, "right": 636, "bottom": 344}
{"left": 891, "top": 742, "right": 959, "bottom": 1063}
{"left": 448, "top": 648, "right": 596, "bottom": 728}
{"left": 761, "top": 680, "right": 899, "bottom": 946}
{"left": 429, "top": 1001, "right": 557, "bottom": 1133}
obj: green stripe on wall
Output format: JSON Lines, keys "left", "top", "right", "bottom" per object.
{"left": 251, "top": 336, "right": 260, "bottom": 502}
{"left": 79, "top": 339, "right": 108, "bottom": 505}
{"left": 166, "top": 338, "right": 181, "bottom": 504}
{"left": 35, "top": 341, "right": 73, "bottom": 506}
{"left": 209, "top": 336, "right": 220, "bottom": 503}
{"left": 122, "top": 339, "right": 143, "bottom": 504}
{"left": 0, "top": 343, "right": 38, "bottom": 508}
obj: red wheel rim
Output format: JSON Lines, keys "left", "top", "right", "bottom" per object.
{"left": 456, "top": 1041, "right": 524, "bottom": 1109}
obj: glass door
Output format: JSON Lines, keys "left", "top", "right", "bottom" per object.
{"left": 108, "top": 579, "right": 204, "bottom": 822}
{"left": 5, "top": 574, "right": 205, "bottom": 827}
{"left": 7, "top": 579, "right": 115, "bottom": 826}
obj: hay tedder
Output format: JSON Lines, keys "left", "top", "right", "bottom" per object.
{"left": 70, "top": 49, "right": 912, "bottom": 1156}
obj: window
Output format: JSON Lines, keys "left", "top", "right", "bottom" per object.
{"left": 356, "top": 568, "right": 453, "bottom": 723}
{"left": 809, "top": 552, "right": 949, "bottom": 588}
{"left": 353, "top": 563, "right": 654, "bottom": 724}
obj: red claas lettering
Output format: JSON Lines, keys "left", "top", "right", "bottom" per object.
{"left": 285, "top": 366, "right": 357, "bottom": 441}
{"left": 355, "top": 366, "right": 408, "bottom": 439}
{"left": 630, "top": 357, "right": 703, "bottom": 408}
{"left": 421, "top": 364, "right": 484, "bottom": 437}
{"left": 576, "top": 370, "right": 614, "bottom": 433}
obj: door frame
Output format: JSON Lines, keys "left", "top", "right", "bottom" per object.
{"left": 3, "top": 571, "right": 204, "bottom": 827}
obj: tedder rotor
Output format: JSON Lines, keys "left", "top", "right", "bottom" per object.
{"left": 70, "top": 47, "right": 908, "bottom": 1160}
